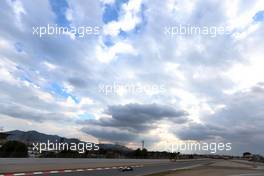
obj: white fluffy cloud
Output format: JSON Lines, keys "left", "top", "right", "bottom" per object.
{"left": 0, "top": 0, "right": 264, "bottom": 154}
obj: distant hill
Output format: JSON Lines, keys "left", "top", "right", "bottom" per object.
{"left": 5, "top": 130, "right": 131, "bottom": 152}
{"left": 99, "top": 143, "right": 132, "bottom": 152}
{"left": 6, "top": 130, "right": 79, "bottom": 144}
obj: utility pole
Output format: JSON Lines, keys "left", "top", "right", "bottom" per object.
{"left": 141, "top": 140, "right": 145, "bottom": 150}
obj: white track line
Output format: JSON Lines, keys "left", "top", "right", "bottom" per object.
{"left": 49, "top": 171, "right": 59, "bottom": 174}
{"left": 229, "top": 174, "right": 264, "bottom": 176}
{"left": 14, "top": 174, "right": 26, "bottom": 176}
{"left": 0, "top": 165, "right": 144, "bottom": 176}
{"left": 33, "top": 172, "right": 43, "bottom": 175}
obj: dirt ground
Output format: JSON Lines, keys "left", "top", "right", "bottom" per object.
{"left": 148, "top": 160, "right": 264, "bottom": 176}
{"left": 166, "top": 167, "right": 263, "bottom": 176}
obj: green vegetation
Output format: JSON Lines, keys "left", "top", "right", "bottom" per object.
{"left": 0, "top": 140, "right": 28, "bottom": 157}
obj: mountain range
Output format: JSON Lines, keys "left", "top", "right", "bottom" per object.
{"left": 5, "top": 130, "right": 131, "bottom": 152}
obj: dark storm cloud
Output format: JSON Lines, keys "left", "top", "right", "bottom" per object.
{"left": 176, "top": 123, "right": 225, "bottom": 141}
{"left": 81, "top": 103, "right": 188, "bottom": 142}
{"left": 82, "top": 127, "right": 137, "bottom": 142}
{"left": 87, "top": 103, "right": 187, "bottom": 132}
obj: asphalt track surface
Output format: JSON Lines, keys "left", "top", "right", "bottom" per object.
{"left": 49, "top": 160, "right": 211, "bottom": 176}
{"left": 0, "top": 158, "right": 212, "bottom": 176}
{"left": 0, "top": 159, "right": 171, "bottom": 173}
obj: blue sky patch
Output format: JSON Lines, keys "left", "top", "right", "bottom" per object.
{"left": 14, "top": 42, "right": 23, "bottom": 52}
{"left": 103, "top": 4, "right": 119, "bottom": 23}
{"left": 103, "top": 35, "right": 115, "bottom": 47}
{"left": 49, "top": 0, "right": 70, "bottom": 26}
{"left": 253, "top": 10, "right": 264, "bottom": 22}
{"left": 20, "top": 75, "right": 33, "bottom": 84}
{"left": 102, "top": 0, "right": 129, "bottom": 24}
{"left": 119, "top": 30, "right": 128, "bottom": 38}
{"left": 115, "top": 0, "right": 129, "bottom": 8}
{"left": 48, "top": 82, "right": 79, "bottom": 103}
{"left": 78, "top": 112, "right": 95, "bottom": 120}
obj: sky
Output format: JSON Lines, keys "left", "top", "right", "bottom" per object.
{"left": 0, "top": 0, "right": 264, "bottom": 155}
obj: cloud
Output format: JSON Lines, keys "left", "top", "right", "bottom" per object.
{"left": 96, "top": 40, "right": 137, "bottom": 63}
{"left": 176, "top": 123, "right": 224, "bottom": 141}
{"left": 67, "top": 77, "right": 88, "bottom": 88}
{"left": 82, "top": 127, "right": 137, "bottom": 142}
{"left": 0, "top": 0, "right": 264, "bottom": 154}
{"left": 176, "top": 84, "right": 264, "bottom": 154}
{"left": 102, "top": 0, "right": 143, "bottom": 36}
{"left": 81, "top": 103, "right": 188, "bottom": 142}
{"left": 0, "top": 102, "right": 67, "bottom": 122}
{"left": 95, "top": 103, "right": 186, "bottom": 131}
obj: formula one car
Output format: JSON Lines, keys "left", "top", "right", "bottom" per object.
{"left": 119, "top": 166, "right": 134, "bottom": 172}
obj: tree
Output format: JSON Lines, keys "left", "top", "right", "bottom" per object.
{"left": 0, "top": 141, "right": 28, "bottom": 158}
{"left": 133, "top": 148, "right": 148, "bottom": 158}
{"left": 170, "top": 152, "right": 180, "bottom": 161}
{"left": 243, "top": 152, "right": 252, "bottom": 157}
{"left": 134, "top": 148, "right": 142, "bottom": 158}
{"left": 141, "top": 148, "right": 148, "bottom": 158}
